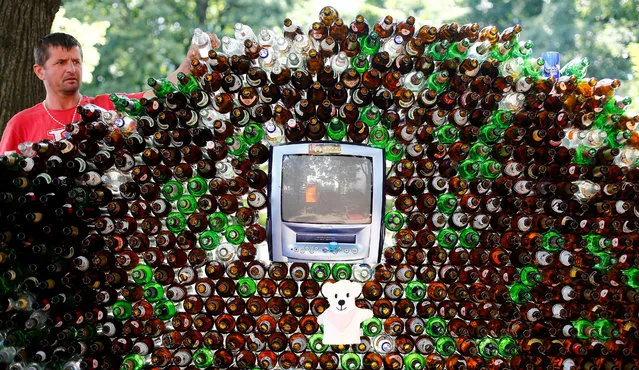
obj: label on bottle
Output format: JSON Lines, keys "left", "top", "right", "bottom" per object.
{"left": 561, "top": 285, "right": 575, "bottom": 301}
{"left": 551, "top": 199, "right": 565, "bottom": 213}
{"left": 503, "top": 162, "right": 521, "bottom": 177}
{"left": 513, "top": 181, "right": 531, "bottom": 195}
{"left": 558, "top": 251, "right": 572, "bottom": 267}
{"left": 535, "top": 251, "right": 551, "bottom": 266}
{"left": 551, "top": 304, "right": 564, "bottom": 318}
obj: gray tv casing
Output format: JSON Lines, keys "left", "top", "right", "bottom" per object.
{"left": 268, "top": 142, "right": 385, "bottom": 264}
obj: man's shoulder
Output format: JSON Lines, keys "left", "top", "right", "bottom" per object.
{"left": 8, "top": 103, "right": 46, "bottom": 124}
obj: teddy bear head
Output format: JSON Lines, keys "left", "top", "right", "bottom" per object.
{"left": 321, "top": 280, "right": 362, "bottom": 312}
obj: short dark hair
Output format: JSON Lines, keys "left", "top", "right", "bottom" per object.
{"left": 34, "top": 33, "right": 83, "bottom": 65}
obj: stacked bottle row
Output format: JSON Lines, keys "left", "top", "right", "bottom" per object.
{"left": 2, "top": 5, "right": 639, "bottom": 370}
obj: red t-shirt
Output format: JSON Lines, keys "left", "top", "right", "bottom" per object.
{"left": 0, "top": 92, "right": 145, "bottom": 154}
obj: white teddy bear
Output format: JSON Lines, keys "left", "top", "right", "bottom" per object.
{"left": 317, "top": 280, "right": 374, "bottom": 345}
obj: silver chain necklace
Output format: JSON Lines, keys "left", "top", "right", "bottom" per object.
{"left": 42, "top": 95, "right": 83, "bottom": 127}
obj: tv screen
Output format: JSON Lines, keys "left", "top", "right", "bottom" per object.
{"left": 281, "top": 154, "right": 373, "bottom": 224}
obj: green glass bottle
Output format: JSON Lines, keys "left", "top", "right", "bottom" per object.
{"left": 237, "top": 277, "right": 257, "bottom": 298}
{"left": 360, "top": 106, "right": 381, "bottom": 126}
{"left": 192, "top": 347, "right": 215, "bottom": 368}
{"left": 162, "top": 180, "right": 183, "bottom": 201}
{"left": 225, "top": 224, "right": 246, "bottom": 245}
{"left": 360, "top": 32, "right": 381, "bottom": 55}
{"left": 522, "top": 57, "right": 544, "bottom": 79}
{"left": 573, "top": 145, "right": 597, "bottom": 165}
{"left": 437, "top": 194, "right": 457, "bottom": 215}
{"left": 427, "top": 70, "right": 449, "bottom": 94}
{"left": 147, "top": 77, "right": 176, "bottom": 98}
{"left": 311, "top": 263, "right": 331, "bottom": 282}
{"left": 446, "top": 39, "right": 470, "bottom": 60}
{"left": 425, "top": 317, "right": 447, "bottom": 338}
{"left": 351, "top": 53, "right": 370, "bottom": 74}
{"left": 154, "top": 299, "right": 177, "bottom": 320}
{"left": 584, "top": 233, "right": 610, "bottom": 253}
{"left": 458, "top": 159, "right": 480, "bottom": 180}
{"left": 110, "top": 93, "right": 145, "bottom": 116}
{"left": 177, "top": 194, "right": 198, "bottom": 214}
{"left": 436, "top": 124, "right": 459, "bottom": 145}
{"left": 143, "top": 282, "right": 164, "bottom": 302}
{"left": 468, "top": 143, "right": 490, "bottom": 160}
{"left": 592, "top": 251, "right": 616, "bottom": 271}
{"left": 478, "top": 124, "right": 504, "bottom": 145}
{"left": 243, "top": 123, "right": 265, "bottom": 145}
{"left": 327, "top": 118, "right": 347, "bottom": 141}
{"left": 332, "top": 264, "right": 353, "bottom": 281}
{"left": 560, "top": 56, "right": 589, "bottom": 80}
{"left": 187, "top": 176, "right": 208, "bottom": 197}
{"left": 384, "top": 210, "right": 404, "bottom": 231}
{"left": 602, "top": 96, "right": 631, "bottom": 115}
{"left": 341, "top": 353, "right": 361, "bottom": 370}
{"left": 573, "top": 319, "right": 594, "bottom": 340}
{"left": 131, "top": 264, "right": 154, "bottom": 285}
{"left": 511, "top": 40, "right": 533, "bottom": 59}
{"left": 457, "top": 228, "right": 479, "bottom": 249}
{"left": 226, "top": 136, "right": 248, "bottom": 156}
{"left": 362, "top": 317, "right": 383, "bottom": 337}
{"left": 166, "top": 212, "right": 187, "bottom": 233}
{"left": 606, "top": 130, "right": 632, "bottom": 149}
{"left": 592, "top": 318, "right": 619, "bottom": 340}
{"left": 435, "top": 336, "right": 456, "bottom": 357}
{"left": 477, "top": 338, "right": 499, "bottom": 359}
{"left": 199, "top": 230, "right": 220, "bottom": 251}
{"left": 478, "top": 160, "right": 502, "bottom": 179}
{"left": 541, "top": 230, "right": 564, "bottom": 252}
{"left": 429, "top": 40, "right": 450, "bottom": 61}
{"left": 519, "top": 266, "right": 541, "bottom": 287}
{"left": 497, "top": 336, "right": 518, "bottom": 358}
{"left": 623, "top": 267, "right": 639, "bottom": 289}
{"left": 405, "top": 281, "right": 426, "bottom": 302}
{"left": 509, "top": 283, "right": 532, "bottom": 304}
{"left": 384, "top": 140, "right": 404, "bottom": 163}
{"left": 491, "top": 41, "right": 513, "bottom": 62}
{"left": 491, "top": 110, "right": 512, "bottom": 128}
{"left": 68, "top": 186, "right": 90, "bottom": 207}
{"left": 437, "top": 228, "right": 458, "bottom": 249}
{"left": 404, "top": 353, "right": 426, "bottom": 370}
{"left": 176, "top": 72, "right": 200, "bottom": 94}
{"left": 369, "top": 126, "right": 390, "bottom": 149}
{"left": 120, "top": 353, "right": 145, "bottom": 370}
{"left": 208, "top": 212, "right": 229, "bottom": 232}
{"left": 112, "top": 301, "right": 133, "bottom": 320}
{"left": 309, "top": 333, "right": 329, "bottom": 353}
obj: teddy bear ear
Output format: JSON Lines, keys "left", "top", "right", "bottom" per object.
{"left": 347, "top": 280, "right": 362, "bottom": 297}
{"left": 321, "top": 281, "right": 334, "bottom": 298}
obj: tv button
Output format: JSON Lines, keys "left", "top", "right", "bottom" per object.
{"left": 328, "top": 242, "right": 339, "bottom": 252}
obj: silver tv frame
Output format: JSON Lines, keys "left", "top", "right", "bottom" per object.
{"left": 268, "top": 142, "right": 385, "bottom": 264}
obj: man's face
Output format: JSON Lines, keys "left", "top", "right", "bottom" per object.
{"left": 34, "top": 45, "right": 82, "bottom": 96}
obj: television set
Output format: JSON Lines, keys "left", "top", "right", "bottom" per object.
{"left": 268, "top": 142, "right": 385, "bottom": 264}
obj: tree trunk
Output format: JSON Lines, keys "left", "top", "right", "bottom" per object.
{"left": 196, "top": 0, "right": 209, "bottom": 26}
{"left": 0, "top": 0, "right": 61, "bottom": 137}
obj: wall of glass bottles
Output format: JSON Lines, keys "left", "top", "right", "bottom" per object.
{"left": 1, "top": 5, "right": 639, "bottom": 370}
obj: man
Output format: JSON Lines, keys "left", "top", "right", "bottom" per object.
{"left": 0, "top": 32, "right": 219, "bottom": 153}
